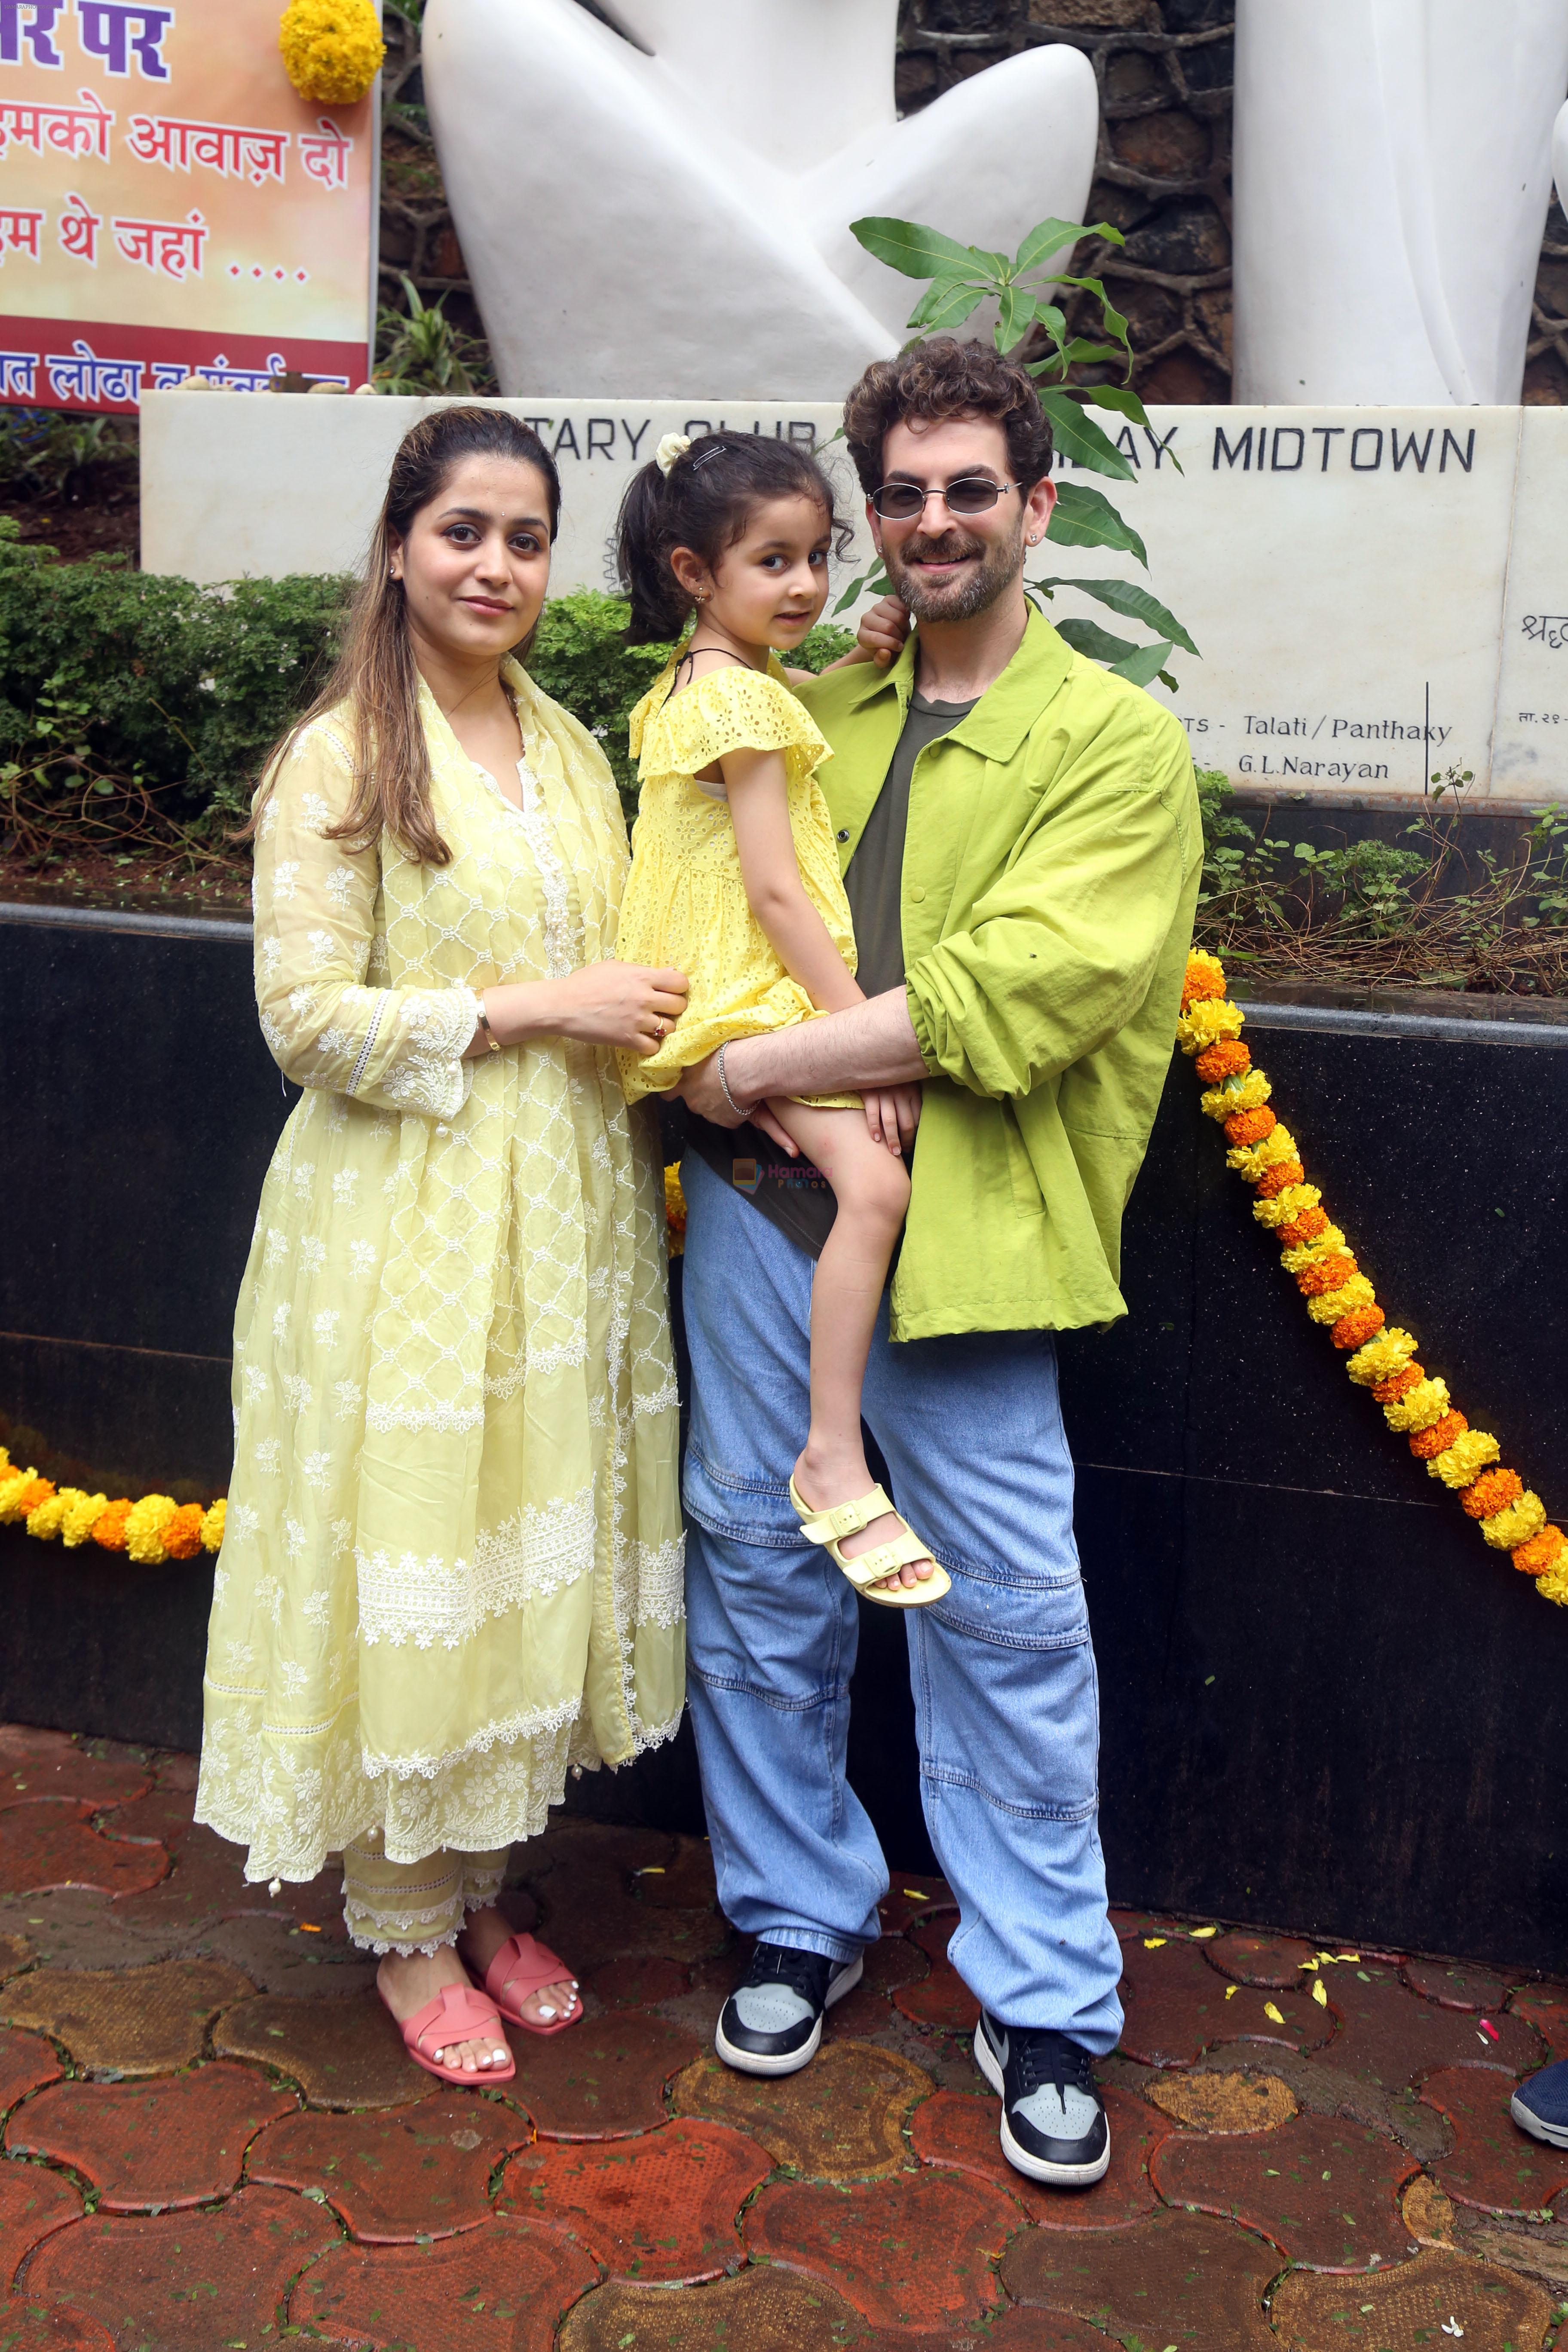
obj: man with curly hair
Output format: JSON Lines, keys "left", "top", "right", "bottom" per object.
{"left": 677, "top": 336, "right": 1201, "bottom": 2189}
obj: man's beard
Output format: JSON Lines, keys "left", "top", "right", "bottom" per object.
{"left": 881, "top": 517, "right": 1025, "bottom": 622}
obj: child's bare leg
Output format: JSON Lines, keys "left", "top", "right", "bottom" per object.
{"left": 770, "top": 1101, "right": 935, "bottom": 1595}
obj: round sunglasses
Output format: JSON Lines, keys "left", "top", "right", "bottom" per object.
{"left": 869, "top": 477, "right": 1020, "bottom": 521}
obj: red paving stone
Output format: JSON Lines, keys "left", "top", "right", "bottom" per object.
{"left": 587, "top": 1957, "right": 687, "bottom": 2009}
{"left": 508, "top": 2012, "right": 700, "bottom": 2138}
{"left": 0, "top": 2297, "right": 116, "bottom": 2352}
{"left": 0, "top": 1731, "right": 151, "bottom": 1814}
{"left": 744, "top": 2167, "right": 1015, "bottom": 2332}
{"left": 249, "top": 2090, "right": 528, "bottom": 2242}
{"left": 975, "top": 2310, "right": 1121, "bottom": 2352}
{"left": 1422, "top": 2064, "right": 1568, "bottom": 2217}
{"left": 911, "top": 2083, "right": 1166, "bottom": 2226}
{"left": 1003, "top": 2207, "right": 1283, "bottom": 2344}
{"left": 529, "top": 1860, "right": 728, "bottom": 1975}
{"left": 1152, "top": 2108, "right": 1418, "bottom": 2270}
{"left": 0, "top": 1808, "right": 168, "bottom": 1900}
{"left": 823, "top": 1936, "right": 927, "bottom": 2039}
{"left": 673, "top": 2043, "right": 931, "bottom": 2180}
{"left": 291, "top": 2213, "right": 599, "bottom": 2349}
{"left": 0, "top": 1960, "right": 254, "bottom": 2076}
{"left": 5, "top": 2061, "right": 295, "bottom": 2210}
{"left": 891, "top": 1952, "right": 980, "bottom": 2034}
{"left": 0, "top": 2161, "right": 81, "bottom": 2285}
{"left": 500, "top": 2119, "right": 771, "bottom": 2282}
{"left": 1403, "top": 1957, "right": 1513, "bottom": 2012}
{"left": 554, "top": 2262, "right": 889, "bottom": 2352}
{"left": 24, "top": 2182, "right": 341, "bottom": 2349}
{"left": 1270, "top": 2244, "right": 1553, "bottom": 2349}
{"left": 0, "top": 2031, "right": 61, "bottom": 2116}
{"left": 214, "top": 1988, "right": 434, "bottom": 2109}
{"left": 1207, "top": 1932, "right": 1319, "bottom": 1987}
{"left": 632, "top": 1839, "right": 719, "bottom": 1910}
{"left": 876, "top": 1875, "right": 954, "bottom": 1935}
{"left": 1508, "top": 1981, "right": 1568, "bottom": 2061}
{"left": 1317, "top": 1963, "right": 1544, "bottom": 2089}
{"left": 1118, "top": 1935, "right": 1331, "bottom": 2066}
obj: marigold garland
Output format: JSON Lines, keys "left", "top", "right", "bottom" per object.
{"left": 665, "top": 1164, "right": 686, "bottom": 1259}
{"left": 0, "top": 1449, "right": 224, "bottom": 1563}
{"left": 278, "top": 0, "right": 384, "bottom": 104}
{"left": 1179, "top": 949, "right": 1568, "bottom": 1607}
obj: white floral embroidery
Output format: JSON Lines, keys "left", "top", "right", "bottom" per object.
{"left": 301, "top": 791, "right": 331, "bottom": 834}
{"left": 313, "top": 1309, "right": 340, "bottom": 1345}
{"left": 281, "top": 1374, "right": 313, "bottom": 1414}
{"left": 326, "top": 865, "right": 353, "bottom": 910}
{"left": 280, "top": 1659, "right": 311, "bottom": 1696}
{"left": 283, "top": 1517, "right": 307, "bottom": 1559}
{"left": 301, "top": 1590, "right": 331, "bottom": 1629}
{"left": 349, "top": 1239, "right": 377, "bottom": 1277}
{"left": 291, "top": 1161, "right": 315, "bottom": 1199}
{"left": 254, "top": 1437, "right": 282, "bottom": 1476}
{"left": 331, "top": 1171, "right": 358, "bottom": 1207}
{"left": 273, "top": 860, "right": 300, "bottom": 902}
{"left": 272, "top": 1303, "right": 291, "bottom": 1340}
{"left": 229, "top": 1501, "right": 260, "bottom": 1540}
{"left": 263, "top": 1227, "right": 288, "bottom": 1270}
{"left": 332, "top": 1379, "right": 363, "bottom": 1419}
{"left": 242, "top": 1365, "right": 267, "bottom": 1403}
{"left": 299, "top": 1237, "right": 327, "bottom": 1274}
{"left": 307, "top": 928, "right": 337, "bottom": 971}
{"left": 260, "top": 936, "right": 282, "bottom": 979}
{"left": 300, "top": 1450, "right": 332, "bottom": 1489}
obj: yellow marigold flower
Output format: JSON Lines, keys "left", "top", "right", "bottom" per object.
{"left": 125, "top": 1493, "right": 178, "bottom": 1565}
{"left": 26, "top": 1491, "right": 73, "bottom": 1540}
{"left": 1176, "top": 999, "right": 1244, "bottom": 1056}
{"left": 279, "top": 0, "right": 384, "bottom": 104}
{"left": 664, "top": 1164, "right": 686, "bottom": 1260}
{"left": 1382, "top": 1376, "right": 1450, "bottom": 1434}
{"left": 1201, "top": 1069, "right": 1272, "bottom": 1122}
{"left": 201, "top": 1498, "right": 227, "bottom": 1553}
{"left": 1278, "top": 1224, "right": 1348, "bottom": 1273}
{"left": 1344, "top": 1327, "right": 1419, "bottom": 1387}
{"left": 0, "top": 1447, "right": 10, "bottom": 1476}
{"left": 1306, "top": 1273, "right": 1376, "bottom": 1325}
{"left": 1537, "top": 1550, "right": 1568, "bottom": 1605}
{"left": 0, "top": 1468, "right": 41, "bottom": 1524}
{"left": 1226, "top": 1124, "right": 1298, "bottom": 1180}
{"left": 1429, "top": 1428, "right": 1501, "bottom": 1488}
{"left": 1252, "top": 1182, "right": 1321, "bottom": 1228}
{"left": 1479, "top": 1490, "right": 1548, "bottom": 1551}
{"left": 61, "top": 1491, "right": 109, "bottom": 1547}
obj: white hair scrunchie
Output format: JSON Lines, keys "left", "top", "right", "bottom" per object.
{"left": 655, "top": 432, "right": 692, "bottom": 478}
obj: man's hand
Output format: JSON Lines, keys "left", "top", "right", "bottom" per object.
{"left": 678, "top": 1050, "right": 799, "bottom": 1157}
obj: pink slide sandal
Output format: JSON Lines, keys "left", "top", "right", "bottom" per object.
{"left": 484, "top": 1931, "right": 583, "bottom": 2037}
{"left": 398, "top": 1981, "right": 516, "bottom": 2086}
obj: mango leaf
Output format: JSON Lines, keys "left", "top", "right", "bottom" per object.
{"left": 1037, "top": 391, "right": 1136, "bottom": 480}
{"left": 1055, "top": 615, "right": 1142, "bottom": 664}
{"left": 1015, "top": 216, "right": 1125, "bottom": 272}
{"left": 1109, "top": 638, "right": 1177, "bottom": 689}
{"left": 1058, "top": 340, "right": 1128, "bottom": 369}
{"left": 995, "top": 282, "right": 1036, "bottom": 351}
{"left": 1032, "top": 304, "right": 1067, "bottom": 344}
{"left": 1083, "top": 381, "right": 1150, "bottom": 424}
{"left": 850, "top": 216, "right": 973, "bottom": 279}
{"left": 1032, "top": 574, "right": 1199, "bottom": 657}
{"left": 1053, "top": 276, "right": 1130, "bottom": 346}
{"left": 833, "top": 563, "right": 891, "bottom": 617}
{"left": 1044, "top": 481, "right": 1148, "bottom": 565}
{"left": 909, "top": 276, "right": 987, "bottom": 333}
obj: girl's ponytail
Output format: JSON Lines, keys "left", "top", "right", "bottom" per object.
{"left": 615, "top": 432, "right": 850, "bottom": 648}
{"left": 617, "top": 459, "right": 693, "bottom": 646}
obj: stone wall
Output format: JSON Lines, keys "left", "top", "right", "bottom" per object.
{"left": 383, "top": 0, "right": 1568, "bottom": 404}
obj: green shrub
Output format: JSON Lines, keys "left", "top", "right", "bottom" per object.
{"left": 0, "top": 528, "right": 860, "bottom": 846}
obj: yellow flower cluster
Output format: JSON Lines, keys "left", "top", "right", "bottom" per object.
{"left": 278, "top": 0, "right": 384, "bottom": 104}
{"left": 1178, "top": 951, "right": 1568, "bottom": 1607}
{"left": 664, "top": 1164, "right": 687, "bottom": 1259}
{"left": 0, "top": 1449, "right": 225, "bottom": 1563}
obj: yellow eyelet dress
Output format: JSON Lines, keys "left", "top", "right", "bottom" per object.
{"left": 615, "top": 655, "right": 858, "bottom": 1108}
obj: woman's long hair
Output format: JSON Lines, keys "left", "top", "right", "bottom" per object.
{"left": 248, "top": 406, "right": 561, "bottom": 866}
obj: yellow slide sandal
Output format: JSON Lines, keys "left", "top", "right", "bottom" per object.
{"left": 789, "top": 1476, "right": 951, "bottom": 1610}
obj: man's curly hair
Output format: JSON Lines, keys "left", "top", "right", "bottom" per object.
{"left": 842, "top": 337, "right": 1054, "bottom": 496}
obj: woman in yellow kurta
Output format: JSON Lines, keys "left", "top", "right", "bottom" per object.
{"left": 195, "top": 407, "right": 688, "bottom": 2085}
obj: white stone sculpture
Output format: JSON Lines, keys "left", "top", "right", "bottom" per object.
{"left": 1233, "top": 0, "right": 1568, "bottom": 405}
{"left": 422, "top": 0, "right": 1099, "bottom": 400}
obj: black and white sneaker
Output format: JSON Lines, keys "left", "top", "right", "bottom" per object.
{"left": 714, "top": 1941, "right": 864, "bottom": 2076}
{"left": 1512, "top": 2058, "right": 1568, "bottom": 2149}
{"left": 974, "top": 2012, "right": 1111, "bottom": 2186}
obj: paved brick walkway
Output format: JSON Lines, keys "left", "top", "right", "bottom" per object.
{"left": 0, "top": 1722, "right": 1564, "bottom": 2349}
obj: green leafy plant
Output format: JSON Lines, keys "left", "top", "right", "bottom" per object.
{"left": 374, "top": 274, "right": 494, "bottom": 396}
{"left": 840, "top": 214, "right": 1195, "bottom": 689}
{"left": 0, "top": 408, "right": 136, "bottom": 499}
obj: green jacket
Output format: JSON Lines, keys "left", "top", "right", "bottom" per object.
{"left": 795, "top": 610, "right": 1200, "bottom": 1342}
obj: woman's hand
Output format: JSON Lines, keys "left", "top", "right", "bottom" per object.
{"left": 481, "top": 963, "right": 688, "bottom": 1055}
{"left": 862, "top": 1082, "right": 922, "bottom": 1155}
{"left": 856, "top": 595, "right": 912, "bottom": 669}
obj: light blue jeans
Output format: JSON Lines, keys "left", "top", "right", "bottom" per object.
{"left": 679, "top": 1148, "right": 1124, "bottom": 2051}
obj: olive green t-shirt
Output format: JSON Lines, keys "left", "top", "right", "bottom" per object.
{"left": 685, "top": 688, "right": 977, "bottom": 1259}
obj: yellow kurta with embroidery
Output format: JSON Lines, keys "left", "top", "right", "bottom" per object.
{"left": 614, "top": 656, "right": 857, "bottom": 1103}
{"left": 194, "top": 659, "right": 685, "bottom": 1883}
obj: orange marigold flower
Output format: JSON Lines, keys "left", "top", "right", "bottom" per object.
{"left": 92, "top": 1499, "right": 133, "bottom": 1551}
{"left": 13, "top": 1477, "right": 55, "bottom": 1518}
{"left": 1374, "top": 1364, "right": 1425, "bottom": 1406}
{"left": 1276, "top": 1206, "right": 1329, "bottom": 1250}
{"left": 1181, "top": 950, "right": 1228, "bottom": 1008}
{"left": 1297, "top": 1253, "right": 1357, "bottom": 1298}
{"left": 1255, "top": 1160, "right": 1306, "bottom": 1199}
{"left": 1224, "top": 1107, "right": 1277, "bottom": 1148}
{"left": 1513, "top": 1524, "right": 1568, "bottom": 1577}
{"left": 1194, "top": 1039, "right": 1250, "bottom": 1084}
{"left": 1460, "top": 1467, "right": 1523, "bottom": 1521}
{"left": 162, "top": 1503, "right": 207, "bottom": 1561}
{"left": 1331, "top": 1304, "right": 1385, "bottom": 1350}
{"left": 1410, "top": 1410, "right": 1467, "bottom": 1460}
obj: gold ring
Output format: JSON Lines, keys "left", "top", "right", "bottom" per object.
{"left": 653, "top": 1018, "right": 667, "bottom": 1040}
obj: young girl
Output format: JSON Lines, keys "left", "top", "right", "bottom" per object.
{"left": 614, "top": 431, "right": 946, "bottom": 1610}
